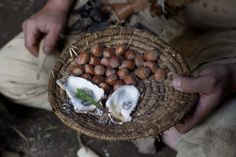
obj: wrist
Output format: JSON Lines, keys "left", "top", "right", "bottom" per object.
{"left": 44, "top": 0, "right": 75, "bottom": 14}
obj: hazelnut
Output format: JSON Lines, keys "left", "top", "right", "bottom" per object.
{"left": 144, "top": 50, "right": 159, "bottom": 61}
{"left": 144, "top": 61, "right": 158, "bottom": 73}
{"left": 91, "top": 44, "right": 103, "bottom": 57}
{"left": 134, "top": 66, "right": 151, "bottom": 80}
{"left": 113, "top": 80, "right": 125, "bottom": 90}
{"left": 109, "top": 56, "right": 121, "bottom": 68}
{"left": 120, "top": 60, "right": 135, "bottom": 70}
{"left": 117, "top": 68, "right": 129, "bottom": 79}
{"left": 70, "top": 65, "right": 84, "bottom": 76}
{"left": 115, "top": 44, "right": 127, "bottom": 56}
{"left": 99, "top": 82, "right": 111, "bottom": 94}
{"left": 124, "top": 50, "right": 136, "bottom": 60}
{"left": 94, "top": 65, "right": 105, "bottom": 75}
{"left": 92, "top": 75, "right": 105, "bottom": 85}
{"left": 105, "top": 74, "right": 118, "bottom": 86}
{"left": 101, "top": 58, "right": 110, "bottom": 67}
{"left": 103, "top": 48, "right": 115, "bottom": 57}
{"left": 76, "top": 52, "right": 90, "bottom": 64}
{"left": 123, "top": 75, "right": 137, "bottom": 85}
{"left": 84, "top": 64, "right": 94, "bottom": 75}
{"left": 89, "top": 56, "right": 101, "bottom": 65}
{"left": 134, "top": 54, "right": 145, "bottom": 67}
{"left": 82, "top": 73, "right": 92, "bottom": 80}
{"left": 105, "top": 67, "right": 117, "bottom": 77}
{"left": 154, "top": 68, "right": 166, "bottom": 82}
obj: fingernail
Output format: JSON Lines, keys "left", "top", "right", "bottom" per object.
{"left": 43, "top": 46, "right": 51, "bottom": 54}
{"left": 172, "top": 79, "right": 181, "bottom": 89}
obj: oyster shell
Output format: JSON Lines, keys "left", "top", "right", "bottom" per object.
{"left": 106, "top": 85, "right": 140, "bottom": 122}
{"left": 58, "top": 76, "right": 104, "bottom": 113}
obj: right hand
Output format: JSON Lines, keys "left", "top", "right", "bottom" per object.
{"left": 172, "top": 64, "right": 232, "bottom": 133}
{"left": 22, "top": 6, "right": 67, "bottom": 56}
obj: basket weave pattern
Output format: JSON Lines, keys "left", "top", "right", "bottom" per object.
{"left": 48, "top": 26, "right": 196, "bottom": 141}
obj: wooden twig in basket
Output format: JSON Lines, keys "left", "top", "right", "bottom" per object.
{"left": 69, "top": 46, "right": 78, "bottom": 58}
{"left": 128, "top": 34, "right": 134, "bottom": 48}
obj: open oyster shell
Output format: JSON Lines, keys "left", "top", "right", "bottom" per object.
{"left": 106, "top": 85, "right": 140, "bottom": 122}
{"left": 57, "top": 76, "right": 104, "bottom": 113}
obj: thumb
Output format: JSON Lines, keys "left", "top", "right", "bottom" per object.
{"left": 172, "top": 76, "right": 208, "bottom": 93}
{"left": 43, "top": 27, "right": 62, "bottom": 54}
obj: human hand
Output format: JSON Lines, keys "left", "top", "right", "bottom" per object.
{"left": 22, "top": 5, "right": 67, "bottom": 56}
{"left": 172, "top": 64, "right": 232, "bottom": 133}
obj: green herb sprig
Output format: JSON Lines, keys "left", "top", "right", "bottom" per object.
{"left": 75, "top": 88, "right": 102, "bottom": 109}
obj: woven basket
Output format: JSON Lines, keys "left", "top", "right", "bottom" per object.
{"left": 48, "top": 26, "right": 197, "bottom": 141}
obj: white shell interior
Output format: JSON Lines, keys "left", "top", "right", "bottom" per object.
{"left": 63, "top": 76, "right": 104, "bottom": 113}
{"left": 106, "top": 85, "right": 140, "bottom": 122}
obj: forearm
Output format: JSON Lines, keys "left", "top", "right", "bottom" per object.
{"left": 44, "top": 0, "right": 76, "bottom": 14}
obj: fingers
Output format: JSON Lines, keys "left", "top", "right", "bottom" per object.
{"left": 176, "top": 94, "right": 219, "bottom": 133}
{"left": 172, "top": 75, "right": 211, "bottom": 93}
{"left": 23, "top": 22, "right": 40, "bottom": 56}
{"left": 162, "top": 127, "right": 181, "bottom": 151}
{"left": 43, "top": 26, "right": 62, "bottom": 54}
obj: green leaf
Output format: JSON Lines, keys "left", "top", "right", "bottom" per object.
{"left": 75, "top": 88, "right": 102, "bottom": 109}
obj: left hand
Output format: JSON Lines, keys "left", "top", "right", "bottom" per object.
{"left": 172, "top": 64, "right": 232, "bottom": 133}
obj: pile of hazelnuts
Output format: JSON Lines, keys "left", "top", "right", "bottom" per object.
{"left": 70, "top": 44, "right": 167, "bottom": 94}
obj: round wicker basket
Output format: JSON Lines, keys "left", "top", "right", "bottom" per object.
{"left": 48, "top": 26, "right": 197, "bottom": 141}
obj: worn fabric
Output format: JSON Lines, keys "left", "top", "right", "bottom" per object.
{"left": 0, "top": 0, "right": 236, "bottom": 157}
{"left": 176, "top": 96, "right": 236, "bottom": 157}
{"left": 0, "top": 33, "right": 56, "bottom": 110}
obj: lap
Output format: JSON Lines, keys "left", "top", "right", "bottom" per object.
{"left": 0, "top": 33, "right": 58, "bottom": 110}
{"left": 176, "top": 94, "right": 236, "bottom": 157}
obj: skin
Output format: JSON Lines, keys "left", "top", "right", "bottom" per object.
{"left": 163, "top": 64, "right": 236, "bottom": 150}
{"left": 22, "top": 0, "right": 75, "bottom": 56}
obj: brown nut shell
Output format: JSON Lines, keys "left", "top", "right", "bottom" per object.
{"left": 134, "top": 66, "right": 151, "bottom": 80}
{"left": 103, "top": 48, "right": 115, "bottom": 57}
{"left": 144, "top": 61, "right": 158, "bottom": 73}
{"left": 113, "top": 80, "right": 125, "bottom": 90}
{"left": 123, "top": 75, "right": 137, "bottom": 85}
{"left": 109, "top": 56, "right": 121, "bottom": 68}
{"left": 144, "top": 50, "right": 159, "bottom": 61}
{"left": 115, "top": 44, "right": 127, "bottom": 56}
{"left": 105, "top": 67, "right": 117, "bottom": 77}
{"left": 154, "top": 68, "right": 166, "bottom": 82}
{"left": 76, "top": 52, "right": 90, "bottom": 64}
{"left": 81, "top": 73, "right": 92, "bottom": 80}
{"left": 101, "top": 58, "right": 110, "bottom": 67}
{"left": 91, "top": 44, "right": 103, "bottom": 57}
{"left": 99, "top": 82, "right": 111, "bottom": 94}
{"left": 84, "top": 64, "right": 94, "bottom": 75}
{"left": 92, "top": 75, "right": 105, "bottom": 85}
{"left": 117, "top": 68, "right": 129, "bottom": 79}
{"left": 89, "top": 56, "right": 101, "bottom": 65}
{"left": 120, "top": 60, "right": 135, "bottom": 70}
{"left": 105, "top": 74, "right": 118, "bottom": 86}
{"left": 94, "top": 65, "right": 105, "bottom": 75}
{"left": 134, "top": 54, "right": 145, "bottom": 67}
{"left": 124, "top": 50, "right": 136, "bottom": 60}
{"left": 70, "top": 65, "right": 84, "bottom": 76}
